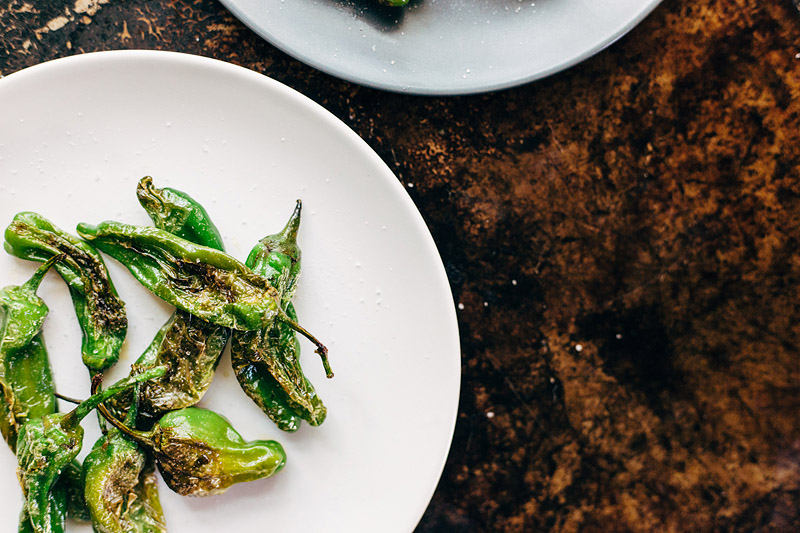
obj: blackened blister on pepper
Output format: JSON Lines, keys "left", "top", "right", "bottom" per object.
{"left": 133, "top": 177, "right": 231, "bottom": 424}
{"left": 98, "top": 404, "right": 286, "bottom": 497}
{"left": 83, "top": 379, "right": 166, "bottom": 533}
{"left": 76, "top": 219, "right": 331, "bottom": 372}
{"left": 76, "top": 220, "right": 281, "bottom": 332}
{"left": 4, "top": 212, "right": 127, "bottom": 374}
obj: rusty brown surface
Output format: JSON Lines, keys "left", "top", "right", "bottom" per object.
{"left": 2, "top": 0, "right": 800, "bottom": 530}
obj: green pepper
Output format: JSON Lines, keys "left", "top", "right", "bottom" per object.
{"left": 83, "top": 382, "right": 166, "bottom": 533}
{"left": 76, "top": 221, "right": 280, "bottom": 331}
{"left": 136, "top": 176, "right": 225, "bottom": 252}
{"left": 76, "top": 221, "right": 331, "bottom": 375}
{"left": 4, "top": 212, "right": 127, "bottom": 374}
{"left": 135, "top": 311, "right": 230, "bottom": 427}
{"left": 231, "top": 201, "right": 327, "bottom": 431}
{"left": 106, "top": 178, "right": 231, "bottom": 426}
{"left": 99, "top": 405, "right": 286, "bottom": 497}
{"left": 0, "top": 257, "right": 91, "bottom": 524}
{"left": 59, "top": 460, "right": 90, "bottom": 523}
{"left": 133, "top": 177, "right": 230, "bottom": 424}
{"left": 0, "top": 256, "right": 60, "bottom": 450}
{"left": 17, "top": 488, "right": 64, "bottom": 533}
{"left": 15, "top": 368, "right": 166, "bottom": 533}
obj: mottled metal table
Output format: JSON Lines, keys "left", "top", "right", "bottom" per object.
{"left": 2, "top": 0, "right": 799, "bottom": 530}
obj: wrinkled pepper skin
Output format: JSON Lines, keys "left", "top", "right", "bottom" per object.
{"left": 59, "top": 460, "right": 90, "bottom": 523}
{"left": 0, "top": 257, "right": 59, "bottom": 450}
{"left": 231, "top": 201, "right": 326, "bottom": 431}
{"left": 76, "top": 221, "right": 280, "bottom": 331}
{"left": 132, "top": 177, "right": 231, "bottom": 423}
{"left": 134, "top": 311, "right": 229, "bottom": 426}
{"left": 0, "top": 260, "right": 90, "bottom": 524}
{"left": 4, "top": 212, "right": 127, "bottom": 373}
{"left": 84, "top": 373, "right": 165, "bottom": 533}
{"left": 17, "top": 485, "right": 65, "bottom": 533}
{"left": 136, "top": 176, "right": 225, "bottom": 253}
{"left": 83, "top": 428, "right": 166, "bottom": 532}
{"left": 16, "top": 368, "right": 165, "bottom": 533}
{"left": 100, "top": 406, "right": 286, "bottom": 497}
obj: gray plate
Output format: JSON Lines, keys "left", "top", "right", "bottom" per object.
{"left": 219, "top": 0, "right": 662, "bottom": 95}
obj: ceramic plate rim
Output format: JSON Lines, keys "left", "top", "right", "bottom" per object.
{"left": 218, "top": 0, "right": 663, "bottom": 95}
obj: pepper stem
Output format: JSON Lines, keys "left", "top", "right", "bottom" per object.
{"left": 22, "top": 253, "right": 63, "bottom": 292}
{"left": 53, "top": 392, "right": 83, "bottom": 405}
{"left": 60, "top": 366, "right": 166, "bottom": 433}
{"left": 278, "top": 200, "right": 302, "bottom": 244}
{"left": 278, "top": 309, "right": 333, "bottom": 378}
{"left": 96, "top": 394, "right": 156, "bottom": 448}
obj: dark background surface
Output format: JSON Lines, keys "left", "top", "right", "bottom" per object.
{"left": 2, "top": 0, "right": 800, "bottom": 530}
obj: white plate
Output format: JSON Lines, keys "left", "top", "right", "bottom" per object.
{"left": 219, "top": 0, "right": 662, "bottom": 94}
{"left": 0, "top": 51, "right": 460, "bottom": 532}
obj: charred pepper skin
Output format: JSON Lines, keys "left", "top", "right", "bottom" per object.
{"left": 77, "top": 220, "right": 331, "bottom": 369}
{"left": 99, "top": 405, "right": 286, "bottom": 497}
{"left": 231, "top": 200, "right": 327, "bottom": 431}
{"left": 0, "top": 258, "right": 90, "bottom": 523}
{"left": 136, "top": 176, "right": 225, "bottom": 253}
{"left": 15, "top": 368, "right": 166, "bottom": 533}
{"left": 0, "top": 257, "right": 60, "bottom": 450}
{"left": 83, "top": 392, "right": 166, "bottom": 533}
{"left": 76, "top": 221, "right": 281, "bottom": 331}
{"left": 133, "top": 177, "right": 231, "bottom": 423}
{"left": 3, "top": 212, "right": 127, "bottom": 374}
{"left": 134, "top": 311, "right": 229, "bottom": 426}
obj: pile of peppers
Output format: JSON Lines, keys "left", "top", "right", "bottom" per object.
{"left": 0, "top": 177, "right": 331, "bottom": 532}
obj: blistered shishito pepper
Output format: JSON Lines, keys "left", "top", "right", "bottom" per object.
{"left": 4, "top": 212, "right": 127, "bottom": 374}
{"left": 59, "top": 460, "right": 90, "bottom": 523}
{"left": 231, "top": 201, "right": 327, "bottom": 431}
{"left": 133, "top": 177, "right": 231, "bottom": 424}
{"left": 134, "top": 311, "right": 229, "bottom": 426}
{"left": 99, "top": 404, "right": 286, "bottom": 497}
{"left": 83, "top": 382, "right": 166, "bottom": 533}
{"left": 16, "top": 368, "right": 165, "bottom": 533}
{"left": 0, "top": 257, "right": 90, "bottom": 524}
{"left": 76, "top": 221, "right": 280, "bottom": 331}
{"left": 136, "top": 176, "right": 225, "bottom": 252}
{"left": 76, "top": 221, "right": 331, "bottom": 374}
{"left": 0, "top": 256, "right": 60, "bottom": 450}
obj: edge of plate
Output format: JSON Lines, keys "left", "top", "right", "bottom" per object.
{"left": 0, "top": 49, "right": 462, "bottom": 531}
{"left": 217, "top": 0, "right": 664, "bottom": 95}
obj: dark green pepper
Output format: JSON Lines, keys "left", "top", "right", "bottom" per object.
{"left": 136, "top": 176, "right": 225, "bottom": 252}
{"left": 231, "top": 201, "right": 327, "bottom": 431}
{"left": 133, "top": 311, "right": 229, "bottom": 426}
{"left": 4, "top": 212, "right": 127, "bottom": 374}
{"left": 15, "top": 368, "right": 165, "bottom": 533}
{"left": 0, "top": 256, "right": 60, "bottom": 450}
{"left": 133, "top": 177, "right": 230, "bottom": 424}
{"left": 0, "top": 257, "right": 90, "bottom": 524}
{"left": 59, "top": 460, "right": 90, "bottom": 523}
{"left": 83, "top": 383, "right": 166, "bottom": 533}
{"left": 76, "top": 221, "right": 330, "bottom": 374}
{"left": 76, "top": 221, "right": 281, "bottom": 331}
{"left": 107, "top": 178, "right": 231, "bottom": 425}
{"left": 99, "top": 405, "right": 286, "bottom": 497}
